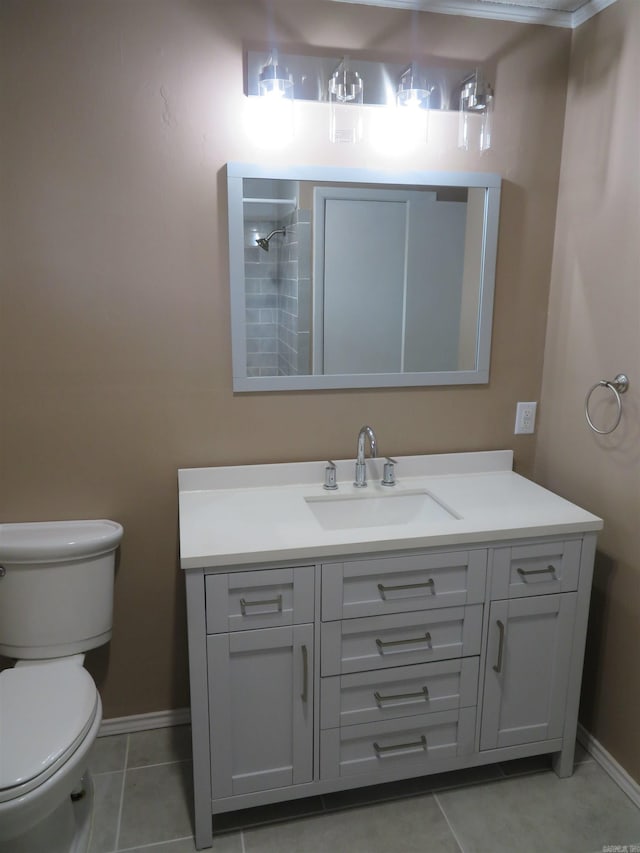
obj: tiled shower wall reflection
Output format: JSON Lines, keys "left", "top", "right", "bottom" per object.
{"left": 245, "top": 210, "right": 311, "bottom": 377}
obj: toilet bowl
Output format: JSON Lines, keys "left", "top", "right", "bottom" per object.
{"left": 0, "top": 658, "right": 101, "bottom": 852}
{"left": 0, "top": 519, "right": 122, "bottom": 853}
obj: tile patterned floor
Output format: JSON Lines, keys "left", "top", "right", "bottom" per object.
{"left": 88, "top": 726, "right": 640, "bottom": 853}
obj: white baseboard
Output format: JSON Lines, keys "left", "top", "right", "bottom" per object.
{"left": 99, "top": 707, "right": 191, "bottom": 737}
{"left": 578, "top": 723, "right": 640, "bottom": 808}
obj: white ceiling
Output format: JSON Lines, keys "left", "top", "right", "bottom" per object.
{"left": 329, "top": 0, "right": 618, "bottom": 28}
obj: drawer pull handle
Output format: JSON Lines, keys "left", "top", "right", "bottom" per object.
{"left": 493, "top": 619, "right": 505, "bottom": 673}
{"left": 300, "top": 644, "right": 308, "bottom": 703}
{"left": 377, "top": 579, "right": 435, "bottom": 600}
{"left": 373, "top": 735, "right": 427, "bottom": 756}
{"left": 374, "top": 686, "right": 429, "bottom": 706}
{"left": 376, "top": 632, "right": 431, "bottom": 653}
{"left": 516, "top": 565, "right": 556, "bottom": 580}
{"left": 239, "top": 595, "right": 283, "bottom": 615}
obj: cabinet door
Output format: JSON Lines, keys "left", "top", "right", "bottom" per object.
{"left": 480, "top": 594, "right": 576, "bottom": 750}
{"left": 208, "top": 624, "right": 313, "bottom": 798}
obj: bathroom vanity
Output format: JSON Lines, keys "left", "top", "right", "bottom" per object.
{"left": 179, "top": 451, "right": 602, "bottom": 850}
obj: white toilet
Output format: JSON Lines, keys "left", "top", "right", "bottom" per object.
{"left": 0, "top": 519, "right": 123, "bottom": 853}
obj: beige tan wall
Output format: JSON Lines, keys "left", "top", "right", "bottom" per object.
{"left": 0, "top": 0, "right": 570, "bottom": 718}
{"left": 535, "top": 0, "right": 640, "bottom": 781}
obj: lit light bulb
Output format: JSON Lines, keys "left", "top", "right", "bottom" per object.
{"left": 247, "top": 50, "right": 295, "bottom": 148}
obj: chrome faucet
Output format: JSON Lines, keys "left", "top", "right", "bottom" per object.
{"left": 354, "top": 425, "right": 377, "bottom": 487}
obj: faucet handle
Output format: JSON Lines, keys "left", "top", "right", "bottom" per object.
{"left": 323, "top": 460, "right": 338, "bottom": 490}
{"left": 381, "top": 457, "right": 397, "bottom": 487}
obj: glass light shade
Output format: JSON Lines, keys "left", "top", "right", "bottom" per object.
{"left": 395, "top": 66, "right": 431, "bottom": 145}
{"left": 259, "top": 76, "right": 294, "bottom": 99}
{"left": 458, "top": 70, "right": 494, "bottom": 152}
{"left": 328, "top": 59, "right": 364, "bottom": 144}
{"left": 258, "top": 52, "right": 294, "bottom": 101}
{"left": 396, "top": 65, "right": 430, "bottom": 111}
{"left": 396, "top": 88, "right": 430, "bottom": 109}
{"left": 478, "top": 91, "right": 493, "bottom": 151}
{"left": 251, "top": 52, "right": 295, "bottom": 147}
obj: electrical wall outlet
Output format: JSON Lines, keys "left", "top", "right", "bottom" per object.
{"left": 514, "top": 401, "right": 537, "bottom": 435}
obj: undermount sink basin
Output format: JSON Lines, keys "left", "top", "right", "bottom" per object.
{"left": 304, "top": 489, "right": 460, "bottom": 531}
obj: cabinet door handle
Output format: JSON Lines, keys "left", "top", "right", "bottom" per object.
{"left": 377, "top": 579, "right": 435, "bottom": 600}
{"left": 373, "top": 735, "right": 427, "bottom": 756}
{"left": 374, "top": 686, "right": 429, "bottom": 706}
{"left": 376, "top": 632, "right": 431, "bottom": 653}
{"left": 239, "top": 594, "right": 283, "bottom": 615}
{"left": 516, "top": 565, "right": 556, "bottom": 580}
{"left": 300, "top": 644, "right": 308, "bottom": 703}
{"left": 493, "top": 619, "right": 505, "bottom": 673}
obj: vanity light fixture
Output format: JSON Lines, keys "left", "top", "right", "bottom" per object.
{"left": 458, "top": 68, "right": 494, "bottom": 152}
{"left": 328, "top": 58, "right": 364, "bottom": 144}
{"left": 246, "top": 49, "right": 495, "bottom": 150}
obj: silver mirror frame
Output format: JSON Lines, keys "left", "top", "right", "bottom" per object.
{"left": 227, "top": 162, "right": 501, "bottom": 392}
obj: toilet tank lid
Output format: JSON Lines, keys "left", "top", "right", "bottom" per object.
{"left": 0, "top": 519, "right": 123, "bottom": 563}
{"left": 0, "top": 661, "right": 98, "bottom": 792}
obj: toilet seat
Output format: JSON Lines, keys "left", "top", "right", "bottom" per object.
{"left": 0, "top": 661, "right": 98, "bottom": 804}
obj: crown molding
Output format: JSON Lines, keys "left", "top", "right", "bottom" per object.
{"left": 571, "top": 0, "right": 617, "bottom": 26}
{"left": 327, "top": 0, "right": 618, "bottom": 29}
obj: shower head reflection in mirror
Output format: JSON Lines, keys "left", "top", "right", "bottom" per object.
{"left": 256, "top": 228, "right": 286, "bottom": 251}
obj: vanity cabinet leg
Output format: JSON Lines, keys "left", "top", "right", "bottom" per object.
{"left": 553, "top": 533, "right": 597, "bottom": 781}
{"left": 552, "top": 741, "right": 576, "bottom": 778}
{"left": 194, "top": 814, "right": 213, "bottom": 851}
{"left": 186, "top": 572, "right": 214, "bottom": 849}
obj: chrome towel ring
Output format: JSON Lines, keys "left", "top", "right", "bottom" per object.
{"left": 585, "top": 373, "right": 629, "bottom": 434}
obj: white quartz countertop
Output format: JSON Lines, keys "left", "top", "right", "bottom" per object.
{"left": 178, "top": 451, "right": 602, "bottom": 570}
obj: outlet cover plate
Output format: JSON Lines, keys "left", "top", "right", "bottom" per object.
{"left": 515, "top": 401, "right": 537, "bottom": 434}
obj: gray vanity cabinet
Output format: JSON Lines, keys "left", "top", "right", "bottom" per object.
{"left": 185, "top": 534, "right": 597, "bottom": 849}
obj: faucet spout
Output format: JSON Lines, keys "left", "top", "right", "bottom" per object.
{"left": 354, "top": 425, "right": 377, "bottom": 487}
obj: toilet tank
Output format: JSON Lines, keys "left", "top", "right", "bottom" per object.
{"left": 0, "top": 520, "right": 123, "bottom": 659}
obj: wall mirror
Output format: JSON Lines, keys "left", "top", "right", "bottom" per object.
{"left": 227, "top": 162, "right": 501, "bottom": 392}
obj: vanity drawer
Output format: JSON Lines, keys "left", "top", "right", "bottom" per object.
{"left": 320, "top": 707, "right": 476, "bottom": 780}
{"left": 205, "top": 566, "right": 314, "bottom": 633}
{"left": 321, "top": 658, "right": 479, "bottom": 729}
{"left": 321, "top": 605, "right": 482, "bottom": 676}
{"left": 321, "top": 549, "right": 487, "bottom": 621}
{"left": 490, "top": 540, "right": 581, "bottom": 600}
